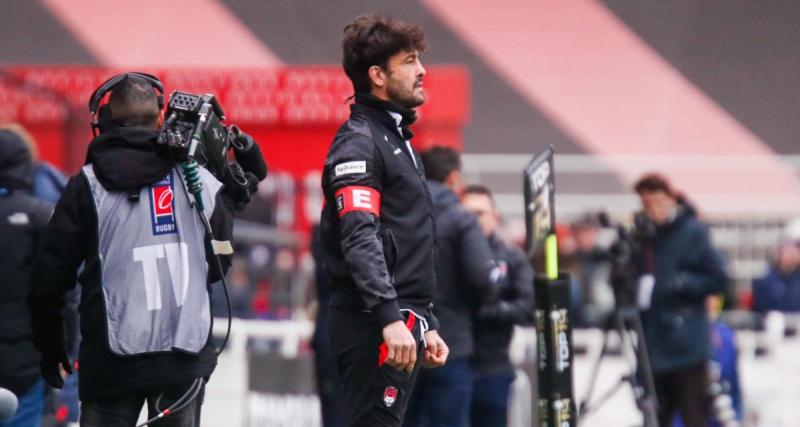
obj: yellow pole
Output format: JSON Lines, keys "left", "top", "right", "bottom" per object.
{"left": 545, "top": 233, "right": 559, "bottom": 280}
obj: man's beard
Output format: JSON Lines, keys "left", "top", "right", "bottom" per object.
{"left": 386, "top": 76, "right": 424, "bottom": 109}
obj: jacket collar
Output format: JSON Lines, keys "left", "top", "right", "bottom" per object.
{"left": 352, "top": 92, "right": 417, "bottom": 140}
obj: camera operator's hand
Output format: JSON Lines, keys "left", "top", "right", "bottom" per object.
{"left": 229, "top": 126, "right": 267, "bottom": 181}
{"left": 221, "top": 162, "right": 259, "bottom": 211}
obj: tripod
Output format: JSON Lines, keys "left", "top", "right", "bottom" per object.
{"left": 576, "top": 304, "right": 659, "bottom": 427}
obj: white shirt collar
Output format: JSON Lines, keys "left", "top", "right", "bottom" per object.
{"left": 387, "top": 111, "right": 403, "bottom": 127}
{"left": 386, "top": 111, "right": 417, "bottom": 168}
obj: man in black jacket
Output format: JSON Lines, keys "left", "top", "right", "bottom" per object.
{"left": 634, "top": 173, "right": 727, "bottom": 427}
{"left": 404, "top": 148, "right": 496, "bottom": 427}
{"left": 321, "top": 14, "right": 448, "bottom": 427}
{"left": 0, "top": 128, "right": 53, "bottom": 427}
{"left": 461, "top": 184, "right": 534, "bottom": 427}
{"left": 28, "top": 74, "right": 266, "bottom": 426}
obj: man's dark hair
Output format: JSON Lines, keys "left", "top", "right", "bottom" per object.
{"left": 421, "top": 146, "right": 460, "bottom": 183}
{"left": 342, "top": 14, "right": 427, "bottom": 93}
{"left": 108, "top": 76, "right": 160, "bottom": 128}
{"left": 462, "top": 184, "right": 494, "bottom": 204}
{"left": 634, "top": 172, "right": 675, "bottom": 197}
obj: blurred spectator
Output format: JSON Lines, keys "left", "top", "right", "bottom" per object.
{"left": 634, "top": 173, "right": 728, "bottom": 427}
{"left": 572, "top": 215, "right": 614, "bottom": 325}
{"left": 0, "top": 127, "right": 54, "bottom": 427}
{"left": 751, "top": 241, "right": 800, "bottom": 313}
{"left": 461, "top": 185, "right": 534, "bottom": 427}
{"left": 707, "top": 295, "right": 742, "bottom": 426}
{"left": 310, "top": 225, "right": 345, "bottom": 427}
{"left": 673, "top": 295, "right": 742, "bottom": 427}
{"left": 405, "top": 147, "right": 496, "bottom": 427}
{"left": 3, "top": 124, "right": 81, "bottom": 425}
{"left": 0, "top": 123, "right": 67, "bottom": 204}
{"left": 211, "top": 255, "right": 255, "bottom": 319}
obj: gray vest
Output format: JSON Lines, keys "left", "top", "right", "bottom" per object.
{"left": 82, "top": 164, "right": 222, "bottom": 355}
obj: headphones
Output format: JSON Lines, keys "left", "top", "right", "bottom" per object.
{"left": 88, "top": 72, "right": 164, "bottom": 136}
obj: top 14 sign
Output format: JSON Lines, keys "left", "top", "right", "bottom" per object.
{"left": 524, "top": 147, "right": 556, "bottom": 258}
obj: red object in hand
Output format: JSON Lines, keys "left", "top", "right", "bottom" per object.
{"left": 378, "top": 312, "right": 416, "bottom": 366}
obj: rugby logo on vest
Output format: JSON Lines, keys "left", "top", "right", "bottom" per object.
{"left": 149, "top": 173, "right": 178, "bottom": 235}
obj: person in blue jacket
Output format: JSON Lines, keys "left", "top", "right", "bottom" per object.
{"left": 673, "top": 295, "right": 742, "bottom": 427}
{"left": 752, "top": 241, "right": 800, "bottom": 313}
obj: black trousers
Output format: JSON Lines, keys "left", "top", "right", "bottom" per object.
{"left": 653, "top": 362, "right": 709, "bottom": 427}
{"left": 79, "top": 380, "right": 205, "bottom": 427}
{"left": 329, "top": 307, "right": 425, "bottom": 427}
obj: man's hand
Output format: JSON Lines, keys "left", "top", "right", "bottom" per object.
{"left": 40, "top": 348, "right": 72, "bottom": 389}
{"left": 382, "top": 320, "right": 417, "bottom": 373}
{"left": 422, "top": 330, "right": 448, "bottom": 368}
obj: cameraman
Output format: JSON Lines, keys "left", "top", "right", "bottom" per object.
{"left": 28, "top": 74, "right": 266, "bottom": 426}
{"left": 634, "top": 173, "right": 727, "bottom": 427}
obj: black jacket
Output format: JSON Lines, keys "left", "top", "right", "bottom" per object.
{"left": 28, "top": 128, "right": 249, "bottom": 400}
{"left": 320, "top": 93, "right": 439, "bottom": 329}
{"left": 0, "top": 134, "right": 53, "bottom": 396}
{"left": 640, "top": 204, "right": 728, "bottom": 374}
{"left": 473, "top": 235, "right": 534, "bottom": 375}
{"left": 427, "top": 181, "right": 496, "bottom": 359}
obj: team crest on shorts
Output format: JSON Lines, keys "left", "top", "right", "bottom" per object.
{"left": 383, "top": 386, "right": 398, "bottom": 407}
{"left": 149, "top": 173, "right": 178, "bottom": 235}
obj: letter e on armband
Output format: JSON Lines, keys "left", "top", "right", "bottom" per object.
{"left": 335, "top": 186, "right": 380, "bottom": 217}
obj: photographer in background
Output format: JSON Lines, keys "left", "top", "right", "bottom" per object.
{"left": 461, "top": 185, "right": 534, "bottom": 427}
{"left": 28, "top": 73, "right": 266, "bottom": 426}
{"left": 634, "top": 173, "right": 728, "bottom": 427}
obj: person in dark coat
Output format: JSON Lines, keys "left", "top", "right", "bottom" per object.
{"left": 461, "top": 184, "right": 534, "bottom": 427}
{"left": 320, "top": 15, "right": 448, "bottom": 427}
{"left": 0, "top": 128, "right": 54, "bottom": 427}
{"left": 751, "top": 241, "right": 800, "bottom": 313}
{"left": 310, "top": 224, "right": 346, "bottom": 427}
{"left": 634, "top": 173, "right": 728, "bottom": 427}
{"left": 404, "top": 147, "right": 496, "bottom": 427}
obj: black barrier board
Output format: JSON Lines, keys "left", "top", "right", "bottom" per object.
{"left": 524, "top": 146, "right": 556, "bottom": 258}
{"left": 535, "top": 274, "right": 576, "bottom": 427}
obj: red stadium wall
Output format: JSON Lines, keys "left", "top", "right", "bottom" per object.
{"left": 0, "top": 66, "right": 469, "bottom": 230}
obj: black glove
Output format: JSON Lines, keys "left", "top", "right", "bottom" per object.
{"left": 229, "top": 126, "right": 267, "bottom": 181}
{"left": 40, "top": 348, "right": 72, "bottom": 389}
{"left": 222, "top": 162, "right": 259, "bottom": 210}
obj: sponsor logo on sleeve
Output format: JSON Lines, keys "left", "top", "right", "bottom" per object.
{"left": 334, "top": 161, "right": 367, "bottom": 176}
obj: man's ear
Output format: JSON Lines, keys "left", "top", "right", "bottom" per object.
{"left": 157, "top": 110, "right": 165, "bottom": 128}
{"left": 368, "top": 65, "right": 386, "bottom": 89}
